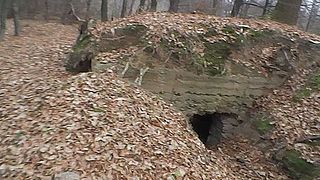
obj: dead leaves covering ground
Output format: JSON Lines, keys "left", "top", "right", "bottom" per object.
{"left": 1, "top": 15, "right": 317, "bottom": 179}
{"left": 91, "top": 13, "right": 320, "bottom": 177}
{"left": 91, "top": 12, "right": 320, "bottom": 75}
{"left": 258, "top": 69, "right": 320, "bottom": 165}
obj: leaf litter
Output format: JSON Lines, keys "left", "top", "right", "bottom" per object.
{"left": 1, "top": 13, "right": 320, "bottom": 179}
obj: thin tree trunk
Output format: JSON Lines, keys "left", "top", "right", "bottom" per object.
{"left": 262, "top": 0, "right": 269, "bottom": 16}
{"left": 12, "top": 0, "right": 20, "bottom": 36}
{"left": 306, "top": 0, "right": 319, "bottom": 31}
{"left": 138, "top": 0, "right": 146, "bottom": 12}
{"left": 44, "top": 0, "right": 49, "bottom": 21}
{"left": 128, "top": 0, "right": 136, "bottom": 15}
{"left": 169, "top": 0, "right": 179, "bottom": 12}
{"left": 101, "top": 0, "right": 108, "bottom": 21}
{"left": 150, "top": 0, "right": 157, "bottom": 12}
{"left": 121, "top": 0, "right": 128, "bottom": 17}
{"left": 213, "top": 0, "right": 224, "bottom": 16}
{"left": 86, "top": 0, "right": 92, "bottom": 19}
{"left": 231, "top": 0, "right": 243, "bottom": 17}
{"left": 61, "top": 0, "right": 72, "bottom": 24}
{"left": 0, "top": 0, "right": 10, "bottom": 40}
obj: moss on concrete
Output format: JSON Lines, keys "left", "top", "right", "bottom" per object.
{"left": 282, "top": 150, "right": 320, "bottom": 179}
{"left": 72, "top": 35, "right": 92, "bottom": 53}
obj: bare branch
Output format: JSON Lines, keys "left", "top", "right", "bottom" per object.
{"left": 69, "top": 3, "right": 86, "bottom": 23}
{"left": 121, "top": 62, "right": 130, "bottom": 77}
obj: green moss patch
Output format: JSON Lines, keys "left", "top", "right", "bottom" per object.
{"left": 72, "top": 35, "right": 92, "bottom": 53}
{"left": 250, "top": 113, "right": 274, "bottom": 135}
{"left": 293, "top": 88, "right": 312, "bottom": 102}
{"left": 200, "top": 41, "right": 230, "bottom": 76}
{"left": 310, "top": 73, "right": 320, "bottom": 89}
{"left": 282, "top": 150, "right": 320, "bottom": 179}
{"left": 204, "top": 28, "right": 219, "bottom": 37}
{"left": 222, "top": 26, "right": 237, "bottom": 35}
{"left": 293, "top": 72, "right": 320, "bottom": 101}
{"left": 248, "top": 29, "right": 275, "bottom": 39}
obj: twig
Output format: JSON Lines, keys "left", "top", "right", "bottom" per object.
{"left": 164, "top": 52, "right": 172, "bottom": 63}
{"left": 135, "top": 67, "right": 149, "bottom": 86}
{"left": 282, "top": 49, "right": 290, "bottom": 62}
{"left": 121, "top": 61, "right": 130, "bottom": 78}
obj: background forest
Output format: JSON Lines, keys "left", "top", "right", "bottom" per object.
{"left": 0, "top": 0, "right": 319, "bottom": 39}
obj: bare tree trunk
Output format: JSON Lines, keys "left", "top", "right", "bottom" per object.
{"left": 121, "top": 0, "right": 128, "bottom": 17}
{"left": 128, "top": 0, "right": 136, "bottom": 15}
{"left": 169, "top": 0, "right": 179, "bottom": 12}
{"left": 86, "top": 0, "right": 92, "bottom": 19}
{"left": 61, "top": 0, "right": 72, "bottom": 24}
{"left": 272, "top": 0, "right": 302, "bottom": 25}
{"left": 0, "top": 0, "right": 10, "bottom": 40}
{"left": 12, "top": 0, "right": 20, "bottom": 36}
{"left": 138, "top": 0, "right": 146, "bottom": 12}
{"left": 213, "top": 0, "right": 224, "bottom": 16}
{"left": 150, "top": 0, "right": 157, "bottom": 12}
{"left": 101, "top": 0, "right": 108, "bottom": 21}
{"left": 306, "top": 0, "right": 319, "bottom": 31}
{"left": 262, "top": 0, "right": 270, "bottom": 16}
{"left": 212, "top": 0, "right": 218, "bottom": 15}
{"left": 44, "top": 0, "right": 49, "bottom": 21}
{"left": 231, "top": 0, "right": 243, "bottom": 17}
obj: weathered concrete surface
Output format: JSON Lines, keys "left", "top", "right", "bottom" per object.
{"left": 121, "top": 66, "right": 284, "bottom": 115}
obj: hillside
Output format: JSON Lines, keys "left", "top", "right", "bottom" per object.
{"left": 0, "top": 13, "right": 319, "bottom": 179}
{"left": 67, "top": 12, "right": 320, "bottom": 179}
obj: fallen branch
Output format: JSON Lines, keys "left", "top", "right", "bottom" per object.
{"left": 121, "top": 61, "right": 130, "bottom": 78}
{"left": 164, "top": 52, "right": 172, "bottom": 63}
{"left": 296, "top": 135, "right": 320, "bottom": 144}
{"left": 281, "top": 49, "right": 290, "bottom": 62}
{"left": 103, "top": 36, "right": 126, "bottom": 41}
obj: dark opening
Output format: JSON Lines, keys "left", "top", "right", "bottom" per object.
{"left": 66, "top": 52, "right": 92, "bottom": 73}
{"left": 190, "top": 113, "right": 224, "bottom": 148}
{"left": 76, "top": 58, "right": 92, "bottom": 73}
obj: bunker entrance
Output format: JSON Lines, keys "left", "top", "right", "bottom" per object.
{"left": 190, "top": 113, "right": 226, "bottom": 148}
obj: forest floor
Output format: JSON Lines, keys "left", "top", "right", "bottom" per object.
{"left": 0, "top": 18, "right": 318, "bottom": 179}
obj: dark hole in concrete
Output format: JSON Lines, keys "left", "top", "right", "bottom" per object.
{"left": 66, "top": 52, "right": 93, "bottom": 73}
{"left": 76, "top": 58, "right": 92, "bottom": 73}
{"left": 190, "top": 113, "right": 225, "bottom": 148}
